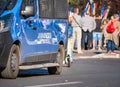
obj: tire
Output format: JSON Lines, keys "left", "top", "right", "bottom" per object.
{"left": 67, "top": 58, "right": 71, "bottom": 67}
{"left": 48, "top": 45, "right": 65, "bottom": 75}
{"left": 1, "top": 44, "right": 20, "bottom": 79}
{"left": 65, "top": 54, "right": 71, "bottom": 67}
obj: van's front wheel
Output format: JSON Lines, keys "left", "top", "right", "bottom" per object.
{"left": 1, "top": 45, "right": 20, "bottom": 79}
{"left": 48, "top": 45, "right": 65, "bottom": 75}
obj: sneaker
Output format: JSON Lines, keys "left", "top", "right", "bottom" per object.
{"left": 78, "top": 51, "right": 83, "bottom": 54}
{"left": 106, "top": 51, "right": 111, "bottom": 54}
{"left": 73, "top": 50, "right": 77, "bottom": 53}
{"left": 77, "top": 50, "right": 83, "bottom": 53}
{"left": 91, "top": 48, "right": 95, "bottom": 50}
{"left": 102, "top": 46, "right": 106, "bottom": 50}
{"left": 63, "top": 60, "right": 65, "bottom": 64}
{"left": 111, "top": 52, "right": 116, "bottom": 54}
{"left": 98, "top": 48, "right": 102, "bottom": 51}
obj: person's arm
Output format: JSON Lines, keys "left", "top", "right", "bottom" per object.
{"left": 100, "top": 24, "right": 105, "bottom": 30}
{"left": 68, "top": 16, "right": 74, "bottom": 25}
{"left": 92, "top": 18, "right": 96, "bottom": 30}
{"left": 117, "top": 22, "right": 120, "bottom": 35}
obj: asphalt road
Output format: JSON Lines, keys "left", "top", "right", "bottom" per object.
{"left": 0, "top": 58, "right": 120, "bottom": 87}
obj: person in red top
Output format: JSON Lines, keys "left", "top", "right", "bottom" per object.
{"left": 106, "top": 14, "right": 120, "bottom": 54}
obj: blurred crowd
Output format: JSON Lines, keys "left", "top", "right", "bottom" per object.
{"left": 67, "top": 7, "right": 120, "bottom": 61}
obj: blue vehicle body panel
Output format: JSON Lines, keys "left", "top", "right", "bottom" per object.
{"left": 0, "top": 0, "right": 68, "bottom": 67}
{"left": 20, "top": 18, "right": 68, "bottom": 62}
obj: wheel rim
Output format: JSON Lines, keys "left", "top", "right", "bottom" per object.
{"left": 10, "top": 51, "right": 18, "bottom": 72}
{"left": 57, "top": 50, "right": 60, "bottom": 62}
{"left": 57, "top": 48, "right": 62, "bottom": 65}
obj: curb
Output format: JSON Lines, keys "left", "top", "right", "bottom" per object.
{"left": 74, "top": 53, "right": 120, "bottom": 59}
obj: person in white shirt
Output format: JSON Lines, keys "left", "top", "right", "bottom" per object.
{"left": 81, "top": 13, "right": 96, "bottom": 50}
{"left": 71, "top": 7, "right": 83, "bottom": 53}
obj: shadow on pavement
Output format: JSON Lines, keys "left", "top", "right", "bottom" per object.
{"left": 18, "top": 68, "right": 49, "bottom": 78}
{"left": 94, "top": 52, "right": 102, "bottom": 54}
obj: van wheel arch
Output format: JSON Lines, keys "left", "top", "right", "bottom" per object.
{"left": 1, "top": 44, "right": 20, "bottom": 79}
{"left": 48, "top": 45, "right": 65, "bottom": 74}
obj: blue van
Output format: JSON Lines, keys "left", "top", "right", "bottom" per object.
{"left": 0, "top": 0, "right": 68, "bottom": 79}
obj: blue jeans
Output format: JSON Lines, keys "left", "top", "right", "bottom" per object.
{"left": 93, "top": 32, "right": 102, "bottom": 41}
{"left": 82, "top": 30, "right": 92, "bottom": 49}
{"left": 107, "top": 40, "right": 115, "bottom": 52}
{"left": 93, "top": 32, "right": 102, "bottom": 48}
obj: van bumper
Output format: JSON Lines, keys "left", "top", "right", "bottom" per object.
{"left": 0, "top": 31, "right": 13, "bottom": 71}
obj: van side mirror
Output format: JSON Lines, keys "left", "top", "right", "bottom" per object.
{"left": 21, "top": 6, "right": 34, "bottom": 16}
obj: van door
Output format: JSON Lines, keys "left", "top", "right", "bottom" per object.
{"left": 38, "top": 0, "right": 68, "bottom": 52}
{"left": 38, "top": 0, "right": 68, "bottom": 61}
{"left": 38, "top": 0, "right": 58, "bottom": 53}
{"left": 20, "top": 0, "right": 51, "bottom": 62}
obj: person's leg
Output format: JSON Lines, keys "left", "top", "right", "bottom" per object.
{"left": 87, "top": 31, "right": 93, "bottom": 49}
{"left": 81, "top": 30, "right": 86, "bottom": 50}
{"left": 92, "top": 32, "right": 98, "bottom": 50}
{"left": 119, "top": 36, "right": 120, "bottom": 48}
{"left": 107, "top": 40, "right": 111, "bottom": 53}
{"left": 77, "top": 28, "right": 82, "bottom": 53}
{"left": 68, "top": 38, "right": 73, "bottom": 62}
{"left": 103, "top": 36, "right": 107, "bottom": 49}
{"left": 92, "top": 40, "right": 96, "bottom": 49}
{"left": 111, "top": 41, "right": 116, "bottom": 53}
{"left": 98, "top": 32, "right": 102, "bottom": 50}
{"left": 102, "top": 34, "right": 104, "bottom": 47}
{"left": 67, "top": 38, "right": 72, "bottom": 60}
{"left": 72, "top": 27, "right": 76, "bottom": 50}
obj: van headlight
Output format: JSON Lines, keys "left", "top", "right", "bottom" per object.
{"left": 0, "top": 20, "right": 5, "bottom": 31}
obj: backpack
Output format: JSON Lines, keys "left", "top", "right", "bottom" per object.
{"left": 106, "top": 21, "right": 115, "bottom": 33}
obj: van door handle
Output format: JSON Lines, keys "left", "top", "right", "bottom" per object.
{"left": 26, "top": 20, "right": 37, "bottom": 30}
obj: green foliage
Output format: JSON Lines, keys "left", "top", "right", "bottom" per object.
{"left": 69, "top": 0, "right": 80, "bottom": 6}
{"left": 69, "top": 0, "right": 87, "bottom": 7}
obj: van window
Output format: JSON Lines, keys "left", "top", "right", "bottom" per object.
{"left": 54, "top": 0, "right": 68, "bottom": 19}
{"left": 21, "top": 0, "right": 36, "bottom": 18}
{"left": 39, "top": 0, "right": 68, "bottom": 19}
{"left": 39, "top": 0, "right": 54, "bottom": 19}
{"left": 0, "top": 0, "right": 17, "bottom": 14}
{"left": 6, "top": 0, "right": 17, "bottom": 10}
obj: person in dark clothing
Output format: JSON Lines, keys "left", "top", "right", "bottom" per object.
{"left": 81, "top": 13, "right": 96, "bottom": 50}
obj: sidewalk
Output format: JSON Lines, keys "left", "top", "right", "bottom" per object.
{"left": 73, "top": 50, "right": 120, "bottom": 59}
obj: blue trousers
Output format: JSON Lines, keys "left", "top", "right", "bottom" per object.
{"left": 107, "top": 40, "right": 115, "bottom": 52}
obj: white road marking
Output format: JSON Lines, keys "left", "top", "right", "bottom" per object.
{"left": 25, "top": 81, "right": 83, "bottom": 87}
